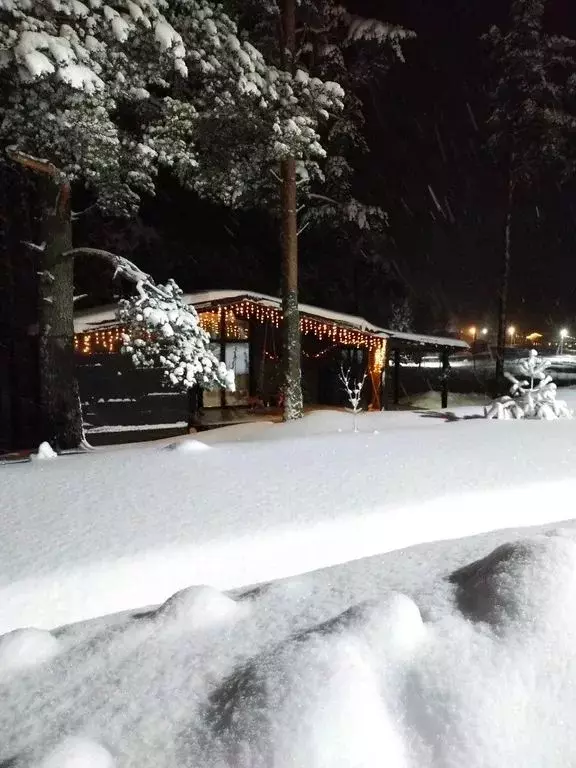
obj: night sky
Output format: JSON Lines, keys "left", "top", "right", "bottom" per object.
{"left": 73, "top": 0, "right": 576, "bottom": 336}
{"left": 352, "top": 0, "right": 576, "bottom": 334}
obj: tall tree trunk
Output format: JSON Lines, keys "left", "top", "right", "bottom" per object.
{"left": 37, "top": 177, "right": 84, "bottom": 449}
{"left": 280, "top": 0, "right": 303, "bottom": 421}
{"left": 0, "top": 165, "right": 38, "bottom": 451}
{"left": 495, "top": 166, "right": 514, "bottom": 389}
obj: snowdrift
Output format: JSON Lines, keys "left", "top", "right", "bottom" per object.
{"left": 3, "top": 527, "right": 576, "bottom": 767}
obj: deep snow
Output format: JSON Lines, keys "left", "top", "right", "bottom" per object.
{"left": 4, "top": 401, "right": 576, "bottom": 765}
{"left": 4, "top": 403, "right": 576, "bottom": 632}
{"left": 3, "top": 522, "right": 576, "bottom": 767}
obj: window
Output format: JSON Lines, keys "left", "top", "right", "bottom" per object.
{"left": 198, "top": 310, "right": 250, "bottom": 407}
{"left": 225, "top": 343, "right": 250, "bottom": 406}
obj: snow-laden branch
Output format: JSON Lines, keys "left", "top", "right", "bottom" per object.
{"left": 118, "top": 279, "right": 235, "bottom": 394}
{"left": 62, "top": 248, "right": 170, "bottom": 302}
{"left": 1, "top": 1, "right": 345, "bottom": 216}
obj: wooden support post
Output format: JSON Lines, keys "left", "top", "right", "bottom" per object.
{"left": 248, "top": 318, "right": 258, "bottom": 399}
{"left": 441, "top": 350, "right": 449, "bottom": 409}
{"left": 219, "top": 307, "right": 227, "bottom": 408}
{"left": 187, "top": 386, "right": 200, "bottom": 430}
{"left": 382, "top": 344, "right": 391, "bottom": 410}
{"left": 393, "top": 348, "right": 401, "bottom": 406}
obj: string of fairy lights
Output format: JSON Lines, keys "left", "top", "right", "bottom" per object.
{"left": 74, "top": 300, "right": 387, "bottom": 374}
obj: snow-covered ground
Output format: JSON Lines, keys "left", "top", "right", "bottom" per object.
{"left": 3, "top": 396, "right": 576, "bottom": 766}
{"left": 4, "top": 401, "right": 576, "bottom": 633}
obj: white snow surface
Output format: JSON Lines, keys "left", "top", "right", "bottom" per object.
{"left": 34, "top": 737, "right": 115, "bottom": 768}
{"left": 4, "top": 522, "right": 576, "bottom": 765}
{"left": 4, "top": 402, "right": 576, "bottom": 764}
{"left": 0, "top": 628, "right": 59, "bottom": 675}
{"left": 4, "top": 402, "right": 576, "bottom": 633}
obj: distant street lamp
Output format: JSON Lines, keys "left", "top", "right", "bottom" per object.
{"left": 508, "top": 325, "right": 516, "bottom": 345}
{"left": 559, "top": 328, "right": 569, "bottom": 355}
{"left": 469, "top": 326, "right": 477, "bottom": 344}
{"left": 481, "top": 327, "right": 488, "bottom": 336}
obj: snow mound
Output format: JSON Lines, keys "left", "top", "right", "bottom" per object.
{"left": 451, "top": 533, "right": 576, "bottom": 630}
{"left": 208, "top": 594, "right": 422, "bottom": 767}
{"left": 0, "top": 628, "right": 59, "bottom": 673}
{"left": 165, "top": 439, "right": 211, "bottom": 453}
{"left": 154, "top": 585, "right": 240, "bottom": 629}
{"left": 34, "top": 737, "right": 114, "bottom": 768}
{"left": 33, "top": 442, "right": 57, "bottom": 460}
{"left": 337, "top": 593, "right": 426, "bottom": 663}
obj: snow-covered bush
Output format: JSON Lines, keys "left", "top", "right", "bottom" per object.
{"left": 486, "top": 350, "right": 572, "bottom": 420}
{"left": 118, "top": 279, "right": 234, "bottom": 393}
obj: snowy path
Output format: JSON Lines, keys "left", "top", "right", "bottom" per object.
{"left": 3, "top": 409, "right": 576, "bottom": 632}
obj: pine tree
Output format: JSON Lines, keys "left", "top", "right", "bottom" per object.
{"left": 0, "top": 0, "right": 343, "bottom": 446}
{"left": 483, "top": 0, "right": 576, "bottom": 386}
{"left": 226, "top": 0, "right": 414, "bottom": 419}
{"left": 389, "top": 297, "right": 413, "bottom": 333}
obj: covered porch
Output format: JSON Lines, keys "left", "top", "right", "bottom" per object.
{"left": 73, "top": 290, "right": 468, "bottom": 438}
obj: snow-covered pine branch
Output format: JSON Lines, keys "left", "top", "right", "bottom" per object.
{"left": 118, "top": 279, "right": 235, "bottom": 393}
{"left": 389, "top": 297, "right": 413, "bottom": 333}
{"left": 0, "top": 0, "right": 344, "bottom": 213}
{"left": 344, "top": 15, "right": 416, "bottom": 61}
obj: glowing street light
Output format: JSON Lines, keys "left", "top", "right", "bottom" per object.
{"left": 508, "top": 325, "right": 516, "bottom": 345}
{"left": 481, "top": 327, "right": 488, "bottom": 335}
{"left": 559, "top": 328, "right": 569, "bottom": 355}
{"left": 469, "top": 326, "right": 477, "bottom": 343}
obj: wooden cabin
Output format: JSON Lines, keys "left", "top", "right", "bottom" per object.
{"left": 73, "top": 290, "right": 468, "bottom": 441}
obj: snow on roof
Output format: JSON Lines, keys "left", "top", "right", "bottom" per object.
{"left": 74, "top": 304, "right": 118, "bottom": 332}
{"left": 191, "top": 289, "right": 382, "bottom": 333}
{"left": 74, "top": 289, "right": 468, "bottom": 349}
{"left": 381, "top": 329, "right": 469, "bottom": 350}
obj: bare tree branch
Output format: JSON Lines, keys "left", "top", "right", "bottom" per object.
{"left": 62, "top": 247, "right": 170, "bottom": 301}
{"left": 308, "top": 192, "right": 341, "bottom": 206}
{"left": 71, "top": 203, "right": 98, "bottom": 221}
{"left": 6, "top": 146, "right": 62, "bottom": 179}
{"left": 296, "top": 221, "right": 310, "bottom": 237}
{"left": 22, "top": 240, "right": 47, "bottom": 252}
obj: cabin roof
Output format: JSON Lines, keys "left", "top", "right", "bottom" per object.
{"left": 74, "top": 288, "right": 468, "bottom": 350}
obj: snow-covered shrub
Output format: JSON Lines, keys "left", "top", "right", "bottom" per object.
{"left": 118, "top": 279, "right": 234, "bottom": 393}
{"left": 486, "top": 349, "right": 572, "bottom": 420}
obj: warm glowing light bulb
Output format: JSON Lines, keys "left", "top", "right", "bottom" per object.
{"left": 560, "top": 328, "right": 569, "bottom": 339}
